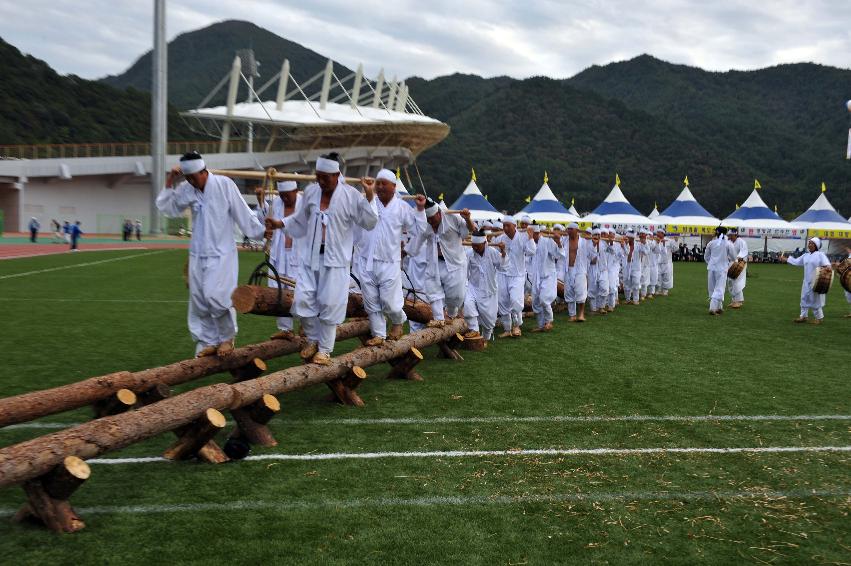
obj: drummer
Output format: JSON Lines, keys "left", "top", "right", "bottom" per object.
{"left": 779, "top": 237, "right": 832, "bottom": 324}
{"left": 841, "top": 246, "right": 851, "bottom": 318}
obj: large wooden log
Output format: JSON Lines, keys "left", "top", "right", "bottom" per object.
{"left": 0, "top": 320, "right": 466, "bottom": 489}
{"left": 0, "top": 320, "right": 370, "bottom": 428}
{"left": 13, "top": 456, "right": 90, "bottom": 533}
{"left": 232, "top": 285, "right": 434, "bottom": 323}
{"left": 229, "top": 394, "right": 281, "bottom": 447}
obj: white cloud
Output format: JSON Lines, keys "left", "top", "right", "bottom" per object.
{"left": 0, "top": 0, "right": 849, "bottom": 80}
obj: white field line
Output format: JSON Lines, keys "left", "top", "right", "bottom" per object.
{"left": 6, "top": 413, "right": 851, "bottom": 431}
{"left": 85, "top": 445, "right": 851, "bottom": 466}
{"left": 0, "top": 250, "right": 167, "bottom": 279}
{"left": 0, "top": 247, "right": 150, "bottom": 261}
{"left": 1, "top": 488, "right": 848, "bottom": 518}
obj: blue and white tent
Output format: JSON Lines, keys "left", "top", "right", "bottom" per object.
{"left": 518, "top": 179, "right": 580, "bottom": 224}
{"left": 654, "top": 185, "right": 720, "bottom": 230}
{"left": 568, "top": 200, "right": 579, "bottom": 217}
{"left": 449, "top": 173, "right": 501, "bottom": 221}
{"left": 791, "top": 191, "right": 851, "bottom": 237}
{"left": 722, "top": 189, "right": 798, "bottom": 237}
{"left": 584, "top": 184, "right": 652, "bottom": 229}
{"left": 648, "top": 205, "right": 660, "bottom": 220}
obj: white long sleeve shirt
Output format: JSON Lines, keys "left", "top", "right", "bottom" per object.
{"left": 156, "top": 173, "right": 264, "bottom": 258}
{"left": 355, "top": 195, "right": 426, "bottom": 268}
{"left": 466, "top": 246, "right": 504, "bottom": 297}
{"left": 531, "top": 236, "right": 563, "bottom": 282}
{"left": 494, "top": 232, "right": 536, "bottom": 277}
{"left": 283, "top": 180, "right": 378, "bottom": 269}
{"left": 731, "top": 238, "right": 748, "bottom": 261}
{"left": 704, "top": 237, "right": 736, "bottom": 272}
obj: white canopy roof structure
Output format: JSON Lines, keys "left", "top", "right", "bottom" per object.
{"left": 722, "top": 189, "right": 801, "bottom": 237}
{"left": 449, "top": 175, "right": 501, "bottom": 222}
{"left": 568, "top": 201, "right": 579, "bottom": 217}
{"left": 584, "top": 184, "right": 652, "bottom": 229}
{"left": 791, "top": 192, "right": 851, "bottom": 237}
{"left": 648, "top": 205, "right": 659, "bottom": 219}
{"left": 654, "top": 185, "right": 722, "bottom": 233}
{"left": 517, "top": 180, "right": 580, "bottom": 223}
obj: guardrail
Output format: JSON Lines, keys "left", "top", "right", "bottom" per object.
{"left": 0, "top": 140, "right": 247, "bottom": 160}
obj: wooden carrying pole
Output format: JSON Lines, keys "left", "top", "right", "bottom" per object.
{"left": 0, "top": 320, "right": 371, "bottom": 428}
{"left": 0, "top": 320, "right": 467, "bottom": 490}
{"left": 211, "top": 168, "right": 362, "bottom": 186}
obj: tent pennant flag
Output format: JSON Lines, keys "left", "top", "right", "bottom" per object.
{"left": 544, "top": 171, "right": 549, "bottom": 184}
{"left": 524, "top": 195, "right": 531, "bottom": 203}
{"left": 471, "top": 168, "right": 477, "bottom": 182}
{"left": 821, "top": 181, "right": 827, "bottom": 193}
{"left": 683, "top": 176, "right": 689, "bottom": 186}
{"left": 754, "top": 179, "right": 762, "bottom": 189}
{"left": 615, "top": 173, "right": 621, "bottom": 187}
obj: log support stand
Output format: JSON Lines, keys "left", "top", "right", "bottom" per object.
{"left": 387, "top": 347, "right": 425, "bottom": 381}
{"left": 92, "top": 388, "right": 137, "bottom": 418}
{"left": 164, "top": 408, "right": 229, "bottom": 463}
{"left": 229, "top": 394, "right": 281, "bottom": 447}
{"left": 13, "top": 456, "right": 90, "bottom": 533}
{"left": 326, "top": 366, "right": 367, "bottom": 407}
{"left": 438, "top": 333, "right": 465, "bottom": 361}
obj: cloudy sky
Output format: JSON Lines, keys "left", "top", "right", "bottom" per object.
{"left": 1, "top": 0, "right": 849, "bottom": 80}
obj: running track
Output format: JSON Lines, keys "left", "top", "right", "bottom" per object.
{"left": 0, "top": 242, "right": 190, "bottom": 260}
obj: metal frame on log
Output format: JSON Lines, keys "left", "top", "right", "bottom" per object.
{"left": 0, "top": 320, "right": 370, "bottom": 428}
{"left": 0, "top": 319, "right": 467, "bottom": 490}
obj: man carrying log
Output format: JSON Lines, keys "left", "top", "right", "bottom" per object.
{"left": 157, "top": 151, "right": 266, "bottom": 357}
{"left": 656, "top": 228, "right": 676, "bottom": 297}
{"left": 529, "top": 223, "right": 563, "bottom": 332}
{"left": 587, "top": 228, "right": 607, "bottom": 315}
{"left": 623, "top": 230, "right": 641, "bottom": 305}
{"left": 562, "top": 222, "right": 591, "bottom": 322}
{"left": 353, "top": 169, "right": 427, "bottom": 346}
{"left": 256, "top": 180, "right": 301, "bottom": 339}
{"left": 493, "top": 215, "right": 536, "bottom": 337}
{"left": 406, "top": 198, "right": 473, "bottom": 330}
{"left": 604, "top": 229, "right": 623, "bottom": 312}
{"left": 464, "top": 230, "right": 505, "bottom": 340}
{"left": 274, "top": 153, "right": 378, "bottom": 365}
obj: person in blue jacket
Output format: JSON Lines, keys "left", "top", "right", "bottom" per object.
{"left": 69, "top": 221, "right": 83, "bottom": 251}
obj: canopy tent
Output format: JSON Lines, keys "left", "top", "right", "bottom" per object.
{"left": 583, "top": 184, "right": 653, "bottom": 229}
{"left": 655, "top": 185, "right": 721, "bottom": 234}
{"left": 518, "top": 180, "right": 580, "bottom": 224}
{"left": 648, "top": 205, "right": 660, "bottom": 220}
{"left": 791, "top": 192, "right": 851, "bottom": 238}
{"left": 721, "top": 189, "right": 801, "bottom": 237}
{"left": 568, "top": 200, "right": 580, "bottom": 217}
{"left": 448, "top": 174, "right": 501, "bottom": 221}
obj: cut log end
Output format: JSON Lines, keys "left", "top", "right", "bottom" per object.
{"left": 61, "top": 456, "right": 90, "bottom": 482}
{"left": 231, "top": 285, "right": 261, "bottom": 314}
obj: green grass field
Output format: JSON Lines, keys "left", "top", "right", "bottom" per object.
{"left": 0, "top": 249, "right": 849, "bottom": 565}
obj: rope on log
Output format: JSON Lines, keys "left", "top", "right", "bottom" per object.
{"left": 0, "top": 319, "right": 467, "bottom": 490}
{"left": 0, "top": 320, "right": 370, "bottom": 428}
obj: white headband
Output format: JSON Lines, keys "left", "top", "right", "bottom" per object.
{"left": 532, "top": 224, "right": 542, "bottom": 233}
{"left": 316, "top": 157, "right": 340, "bottom": 174}
{"left": 470, "top": 234, "right": 487, "bottom": 244}
{"left": 502, "top": 215, "right": 516, "bottom": 225}
{"left": 425, "top": 203, "right": 440, "bottom": 217}
{"left": 567, "top": 222, "right": 579, "bottom": 229}
{"left": 375, "top": 168, "right": 397, "bottom": 184}
{"left": 277, "top": 181, "right": 297, "bottom": 192}
{"left": 553, "top": 224, "right": 564, "bottom": 230}
{"left": 809, "top": 237, "right": 821, "bottom": 250}
{"left": 180, "top": 158, "right": 205, "bottom": 175}
{"left": 591, "top": 228, "right": 601, "bottom": 235}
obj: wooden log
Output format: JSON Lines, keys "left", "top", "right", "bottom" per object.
{"left": 325, "top": 378, "right": 364, "bottom": 407}
{"left": 134, "top": 383, "right": 171, "bottom": 407}
{"left": 163, "top": 408, "right": 228, "bottom": 461}
{"left": 438, "top": 333, "right": 465, "bottom": 361}
{"left": 229, "top": 394, "right": 280, "bottom": 447}
{"left": 229, "top": 358, "right": 267, "bottom": 381}
{"left": 0, "top": 320, "right": 370, "bottom": 428}
{"left": 232, "top": 284, "right": 434, "bottom": 323}
{"left": 387, "top": 347, "right": 424, "bottom": 381}
{"left": 343, "top": 366, "right": 367, "bottom": 390}
{"left": 0, "top": 320, "right": 466, "bottom": 489}
{"left": 92, "top": 388, "right": 137, "bottom": 418}
{"left": 13, "top": 456, "right": 90, "bottom": 533}
{"left": 462, "top": 336, "right": 487, "bottom": 351}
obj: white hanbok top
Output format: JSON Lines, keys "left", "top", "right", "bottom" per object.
{"left": 466, "top": 246, "right": 504, "bottom": 297}
{"left": 355, "top": 195, "right": 425, "bottom": 268}
{"left": 704, "top": 237, "right": 735, "bottom": 272}
{"left": 494, "top": 232, "right": 536, "bottom": 277}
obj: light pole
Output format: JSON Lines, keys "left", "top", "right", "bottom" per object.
{"left": 150, "top": 0, "right": 167, "bottom": 234}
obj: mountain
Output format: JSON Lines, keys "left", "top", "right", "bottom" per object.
{"left": 409, "top": 75, "right": 757, "bottom": 214}
{"left": 102, "top": 20, "right": 354, "bottom": 111}
{"left": 565, "top": 55, "right": 851, "bottom": 215}
{"left": 0, "top": 37, "right": 193, "bottom": 144}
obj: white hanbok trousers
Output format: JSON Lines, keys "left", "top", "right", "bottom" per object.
{"left": 188, "top": 255, "right": 239, "bottom": 354}
{"left": 358, "top": 257, "right": 406, "bottom": 338}
{"left": 464, "top": 287, "right": 498, "bottom": 340}
{"left": 292, "top": 263, "right": 350, "bottom": 354}
{"left": 708, "top": 269, "right": 727, "bottom": 311}
{"left": 498, "top": 273, "right": 525, "bottom": 330}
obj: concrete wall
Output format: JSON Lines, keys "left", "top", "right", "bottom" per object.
{"left": 21, "top": 176, "right": 152, "bottom": 234}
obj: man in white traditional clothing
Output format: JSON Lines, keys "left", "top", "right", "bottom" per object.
{"left": 623, "top": 231, "right": 641, "bottom": 305}
{"left": 562, "top": 222, "right": 591, "bottom": 322}
{"left": 256, "top": 180, "right": 301, "bottom": 339}
{"left": 604, "top": 229, "right": 622, "bottom": 311}
{"left": 703, "top": 226, "right": 736, "bottom": 315}
{"left": 157, "top": 151, "right": 266, "bottom": 357}
{"left": 464, "top": 230, "right": 506, "bottom": 340}
{"left": 587, "top": 228, "right": 608, "bottom": 315}
{"left": 655, "top": 228, "right": 676, "bottom": 296}
{"left": 493, "top": 216, "right": 536, "bottom": 337}
{"left": 780, "top": 237, "right": 832, "bottom": 324}
{"left": 529, "top": 223, "right": 563, "bottom": 331}
{"left": 353, "top": 169, "right": 427, "bottom": 346}
{"left": 726, "top": 227, "right": 748, "bottom": 309}
{"left": 638, "top": 231, "right": 654, "bottom": 300}
{"left": 406, "top": 198, "right": 473, "bottom": 330}
{"left": 275, "top": 153, "right": 378, "bottom": 365}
